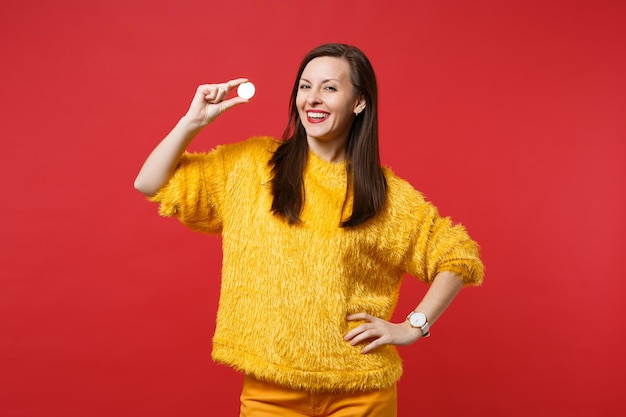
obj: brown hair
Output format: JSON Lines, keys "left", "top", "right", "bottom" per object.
{"left": 269, "top": 43, "right": 386, "bottom": 227}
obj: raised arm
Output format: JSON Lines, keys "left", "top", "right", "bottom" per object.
{"left": 134, "top": 79, "right": 249, "bottom": 196}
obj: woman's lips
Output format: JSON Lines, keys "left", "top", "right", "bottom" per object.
{"left": 306, "top": 111, "right": 329, "bottom": 123}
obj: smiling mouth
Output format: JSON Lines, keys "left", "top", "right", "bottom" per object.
{"left": 306, "top": 111, "right": 329, "bottom": 123}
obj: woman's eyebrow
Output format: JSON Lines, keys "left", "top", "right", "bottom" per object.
{"left": 300, "top": 77, "right": 340, "bottom": 83}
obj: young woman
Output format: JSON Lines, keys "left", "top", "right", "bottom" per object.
{"left": 135, "top": 43, "right": 483, "bottom": 417}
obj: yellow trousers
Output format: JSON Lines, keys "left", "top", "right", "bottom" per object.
{"left": 239, "top": 375, "right": 398, "bottom": 417}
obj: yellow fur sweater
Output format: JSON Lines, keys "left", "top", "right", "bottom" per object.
{"left": 149, "top": 136, "right": 483, "bottom": 393}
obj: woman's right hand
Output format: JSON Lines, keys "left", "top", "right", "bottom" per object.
{"left": 184, "top": 78, "right": 250, "bottom": 127}
{"left": 134, "top": 78, "right": 250, "bottom": 196}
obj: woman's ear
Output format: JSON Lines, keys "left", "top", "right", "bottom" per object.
{"left": 354, "top": 97, "right": 367, "bottom": 115}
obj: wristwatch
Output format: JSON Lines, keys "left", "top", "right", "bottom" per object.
{"left": 407, "top": 311, "right": 431, "bottom": 337}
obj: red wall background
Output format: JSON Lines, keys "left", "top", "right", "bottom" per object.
{"left": 1, "top": 0, "right": 624, "bottom": 416}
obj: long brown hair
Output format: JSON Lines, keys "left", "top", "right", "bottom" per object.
{"left": 269, "top": 43, "right": 386, "bottom": 227}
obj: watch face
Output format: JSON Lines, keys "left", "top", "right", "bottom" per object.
{"left": 409, "top": 312, "right": 426, "bottom": 327}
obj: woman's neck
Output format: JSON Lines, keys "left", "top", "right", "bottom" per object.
{"left": 306, "top": 137, "right": 347, "bottom": 163}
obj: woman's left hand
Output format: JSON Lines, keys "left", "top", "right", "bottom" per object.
{"left": 344, "top": 313, "right": 423, "bottom": 354}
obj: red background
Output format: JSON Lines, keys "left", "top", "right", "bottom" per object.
{"left": 1, "top": 0, "right": 625, "bottom": 416}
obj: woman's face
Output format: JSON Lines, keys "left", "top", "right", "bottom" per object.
{"left": 296, "top": 56, "right": 365, "bottom": 148}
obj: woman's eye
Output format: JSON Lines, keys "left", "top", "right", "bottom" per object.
{"left": 299, "top": 84, "right": 310, "bottom": 89}
{"left": 325, "top": 86, "right": 337, "bottom": 91}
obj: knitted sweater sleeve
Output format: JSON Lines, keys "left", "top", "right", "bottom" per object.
{"left": 147, "top": 148, "right": 226, "bottom": 234}
{"left": 402, "top": 190, "right": 484, "bottom": 287}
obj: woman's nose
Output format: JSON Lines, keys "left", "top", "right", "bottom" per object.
{"left": 306, "top": 90, "right": 322, "bottom": 105}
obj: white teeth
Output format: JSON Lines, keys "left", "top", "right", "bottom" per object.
{"left": 308, "top": 112, "right": 328, "bottom": 119}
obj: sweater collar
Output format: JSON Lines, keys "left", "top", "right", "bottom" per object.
{"left": 306, "top": 150, "right": 348, "bottom": 189}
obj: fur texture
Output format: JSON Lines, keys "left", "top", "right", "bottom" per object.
{"left": 149, "top": 136, "right": 484, "bottom": 392}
